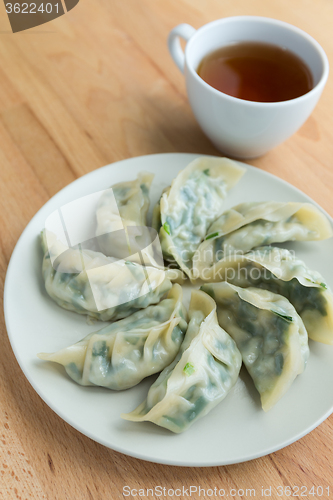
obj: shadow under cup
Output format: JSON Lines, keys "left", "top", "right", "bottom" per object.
{"left": 181, "top": 17, "right": 329, "bottom": 158}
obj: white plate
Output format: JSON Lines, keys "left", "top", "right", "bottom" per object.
{"left": 4, "top": 153, "right": 333, "bottom": 467}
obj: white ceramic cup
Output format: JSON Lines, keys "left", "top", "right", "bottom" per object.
{"left": 168, "top": 16, "right": 329, "bottom": 158}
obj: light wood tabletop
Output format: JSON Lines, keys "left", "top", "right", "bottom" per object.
{"left": 1, "top": 0, "right": 333, "bottom": 498}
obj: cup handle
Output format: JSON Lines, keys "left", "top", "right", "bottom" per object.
{"left": 168, "top": 24, "right": 196, "bottom": 73}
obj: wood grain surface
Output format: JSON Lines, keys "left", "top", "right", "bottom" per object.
{"left": 1, "top": 0, "right": 333, "bottom": 498}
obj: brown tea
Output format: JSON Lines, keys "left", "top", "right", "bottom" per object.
{"left": 197, "top": 42, "right": 313, "bottom": 102}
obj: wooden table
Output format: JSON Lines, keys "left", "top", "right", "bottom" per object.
{"left": 1, "top": 0, "right": 333, "bottom": 498}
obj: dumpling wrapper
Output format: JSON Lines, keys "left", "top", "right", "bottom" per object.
{"left": 96, "top": 171, "right": 154, "bottom": 257}
{"left": 95, "top": 173, "right": 185, "bottom": 284}
{"left": 206, "top": 246, "right": 333, "bottom": 345}
{"left": 154, "top": 157, "right": 246, "bottom": 280}
{"left": 38, "top": 285, "right": 188, "bottom": 390}
{"left": 41, "top": 231, "right": 172, "bottom": 322}
{"left": 201, "top": 282, "right": 309, "bottom": 411}
{"left": 122, "top": 290, "right": 242, "bottom": 433}
{"left": 194, "top": 201, "right": 333, "bottom": 280}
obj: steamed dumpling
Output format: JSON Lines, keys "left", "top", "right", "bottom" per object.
{"left": 154, "top": 157, "right": 246, "bottom": 279}
{"left": 208, "top": 246, "right": 333, "bottom": 345}
{"left": 193, "top": 201, "right": 333, "bottom": 280}
{"left": 201, "top": 282, "right": 309, "bottom": 411}
{"left": 122, "top": 290, "right": 242, "bottom": 433}
{"left": 41, "top": 231, "right": 171, "bottom": 322}
{"left": 96, "top": 172, "right": 154, "bottom": 258}
{"left": 38, "top": 285, "right": 188, "bottom": 390}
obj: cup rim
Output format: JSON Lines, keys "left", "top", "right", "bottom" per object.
{"left": 185, "top": 15, "right": 330, "bottom": 107}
